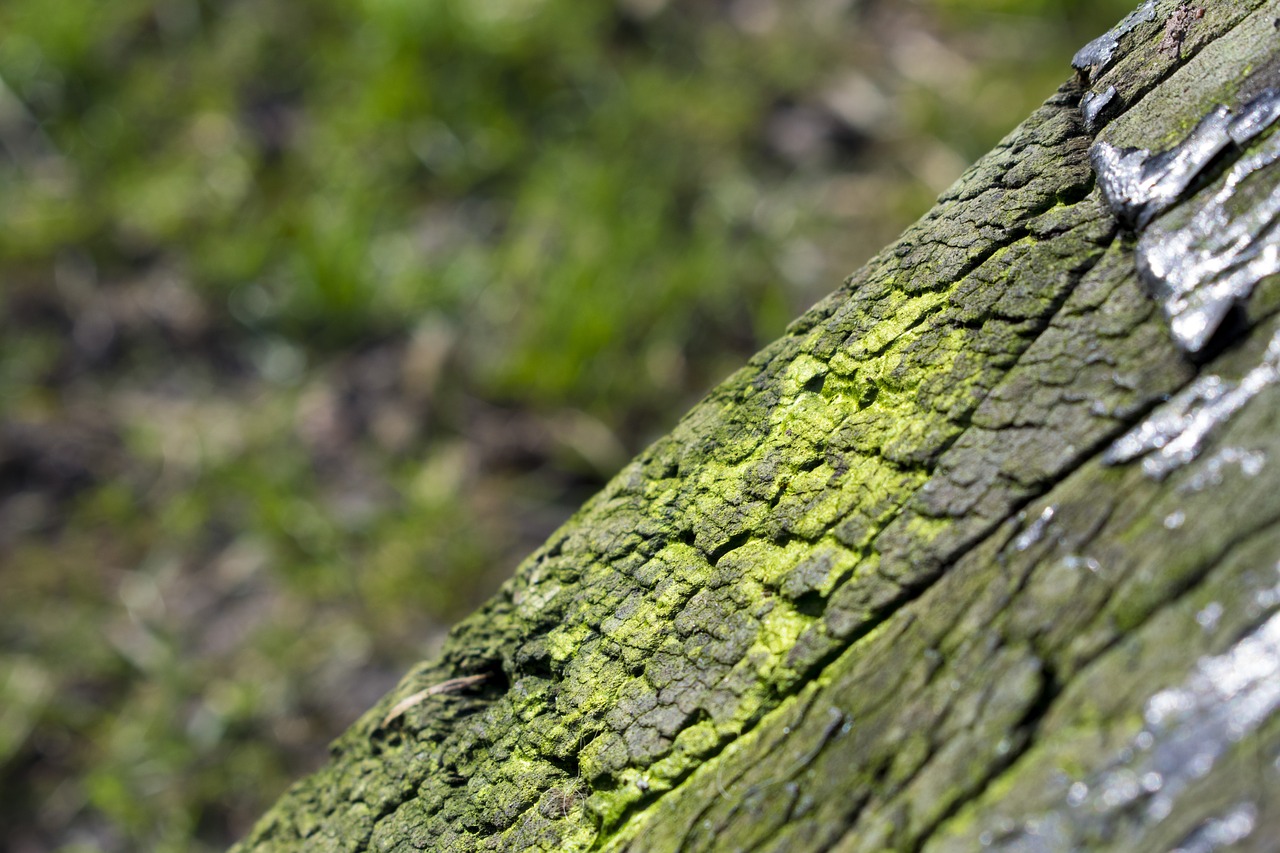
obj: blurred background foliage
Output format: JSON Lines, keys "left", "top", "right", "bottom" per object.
{"left": 0, "top": 0, "right": 1134, "bottom": 849}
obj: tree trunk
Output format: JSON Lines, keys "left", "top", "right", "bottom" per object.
{"left": 234, "top": 3, "right": 1280, "bottom": 850}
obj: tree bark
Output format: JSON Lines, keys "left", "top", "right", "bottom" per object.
{"left": 235, "top": 3, "right": 1280, "bottom": 850}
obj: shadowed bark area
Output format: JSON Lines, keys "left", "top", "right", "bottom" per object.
{"left": 234, "top": 2, "right": 1280, "bottom": 850}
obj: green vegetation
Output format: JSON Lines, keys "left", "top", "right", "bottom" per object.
{"left": 0, "top": 1, "right": 1135, "bottom": 850}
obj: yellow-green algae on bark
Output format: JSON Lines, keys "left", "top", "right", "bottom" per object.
{"left": 234, "top": 2, "right": 1280, "bottom": 851}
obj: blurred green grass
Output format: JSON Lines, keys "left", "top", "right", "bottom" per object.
{"left": 0, "top": 0, "right": 1134, "bottom": 849}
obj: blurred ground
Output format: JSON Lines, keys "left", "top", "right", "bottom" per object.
{"left": 0, "top": 1, "right": 1135, "bottom": 850}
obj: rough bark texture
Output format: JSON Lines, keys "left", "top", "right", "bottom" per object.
{"left": 235, "top": 3, "right": 1280, "bottom": 850}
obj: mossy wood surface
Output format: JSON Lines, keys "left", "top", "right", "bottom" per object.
{"left": 236, "top": 3, "right": 1280, "bottom": 850}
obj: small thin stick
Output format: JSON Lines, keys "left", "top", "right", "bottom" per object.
{"left": 379, "top": 674, "right": 490, "bottom": 728}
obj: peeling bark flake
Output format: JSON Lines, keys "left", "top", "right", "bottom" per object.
{"left": 1081, "top": 85, "right": 1118, "bottom": 132}
{"left": 1071, "top": 0, "right": 1158, "bottom": 81}
{"left": 1090, "top": 89, "right": 1280, "bottom": 352}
